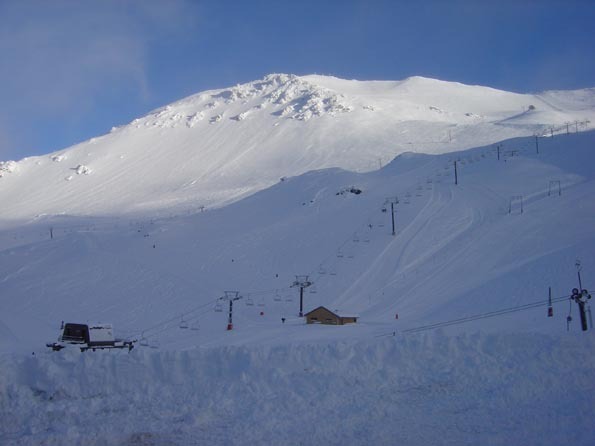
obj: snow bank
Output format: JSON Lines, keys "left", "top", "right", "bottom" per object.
{"left": 1, "top": 333, "right": 594, "bottom": 445}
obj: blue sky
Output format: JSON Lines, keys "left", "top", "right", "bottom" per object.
{"left": 0, "top": 0, "right": 594, "bottom": 160}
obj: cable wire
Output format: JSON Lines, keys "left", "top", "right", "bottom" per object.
{"left": 374, "top": 295, "right": 573, "bottom": 336}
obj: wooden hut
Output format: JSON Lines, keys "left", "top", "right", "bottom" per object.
{"left": 304, "top": 306, "right": 358, "bottom": 325}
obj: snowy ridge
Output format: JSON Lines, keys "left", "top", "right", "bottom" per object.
{"left": 135, "top": 74, "right": 353, "bottom": 129}
{"left": 0, "top": 74, "right": 593, "bottom": 222}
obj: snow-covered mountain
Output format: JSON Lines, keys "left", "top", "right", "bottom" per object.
{"left": 0, "top": 74, "right": 593, "bottom": 223}
{"left": 1, "top": 75, "right": 595, "bottom": 445}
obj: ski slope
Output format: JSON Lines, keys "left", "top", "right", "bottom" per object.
{"left": 0, "top": 132, "right": 594, "bottom": 445}
{"left": 1, "top": 131, "right": 593, "bottom": 351}
{"left": 0, "top": 75, "right": 594, "bottom": 445}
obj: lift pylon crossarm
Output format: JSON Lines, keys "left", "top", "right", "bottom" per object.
{"left": 292, "top": 275, "right": 312, "bottom": 288}
{"left": 222, "top": 291, "right": 241, "bottom": 300}
{"left": 292, "top": 279, "right": 312, "bottom": 288}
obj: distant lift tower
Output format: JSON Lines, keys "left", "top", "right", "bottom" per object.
{"left": 386, "top": 197, "right": 399, "bottom": 236}
{"left": 292, "top": 275, "right": 313, "bottom": 317}
{"left": 220, "top": 291, "right": 242, "bottom": 330}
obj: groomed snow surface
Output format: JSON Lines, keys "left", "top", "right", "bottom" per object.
{"left": 1, "top": 75, "right": 595, "bottom": 445}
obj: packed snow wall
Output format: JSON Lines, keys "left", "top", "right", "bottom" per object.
{"left": 1, "top": 332, "right": 594, "bottom": 446}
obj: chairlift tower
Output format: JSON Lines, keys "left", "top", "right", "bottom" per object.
{"left": 384, "top": 197, "right": 399, "bottom": 236}
{"left": 220, "top": 291, "right": 242, "bottom": 330}
{"left": 292, "top": 275, "right": 313, "bottom": 317}
{"left": 571, "top": 287, "right": 591, "bottom": 331}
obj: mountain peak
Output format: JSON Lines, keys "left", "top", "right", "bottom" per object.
{"left": 0, "top": 73, "right": 593, "bottom": 222}
{"left": 129, "top": 73, "right": 353, "bottom": 130}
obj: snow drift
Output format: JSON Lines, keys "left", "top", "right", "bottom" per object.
{"left": 2, "top": 333, "right": 594, "bottom": 446}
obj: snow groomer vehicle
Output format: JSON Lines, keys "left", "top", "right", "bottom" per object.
{"left": 47, "top": 322, "right": 134, "bottom": 352}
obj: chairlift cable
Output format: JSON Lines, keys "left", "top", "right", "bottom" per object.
{"left": 136, "top": 284, "right": 299, "bottom": 341}
{"left": 131, "top": 296, "right": 221, "bottom": 339}
{"left": 395, "top": 295, "right": 571, "bottom": 335}
{"left": 141, "top": 303, "right": 218, "bottom": 340}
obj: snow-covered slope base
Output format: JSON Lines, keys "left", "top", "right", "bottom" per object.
{"left": 2, "top": 333, "right": 594, "bottom": 446}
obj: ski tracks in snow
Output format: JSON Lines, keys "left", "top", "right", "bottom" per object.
{"left": 335, "top": 179, "right": 455, "bottom": 311}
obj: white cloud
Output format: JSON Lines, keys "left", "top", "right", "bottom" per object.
{"left": 0, "top": 0, "right": 199, "bottom": 112}
{"left": 0, "top": 0, "right": 200, "bottom": 159}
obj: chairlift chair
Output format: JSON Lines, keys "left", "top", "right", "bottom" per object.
{"left": 245, "top": 297, "right": 254, "bottom": 306}
{"left": 140, "top": 337, "right": 149, "bottom": 347}
{"left": 273, "top": 292, "right": 282, "bottom": 302}
{"left": 190, "top": 320, "right": 200, "bottom": 331}
{"left": 179, "top": 317, "right": 189, "bottom": 329}
{"left": 214, "top": 302, "right": 223, "bottom": 312}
